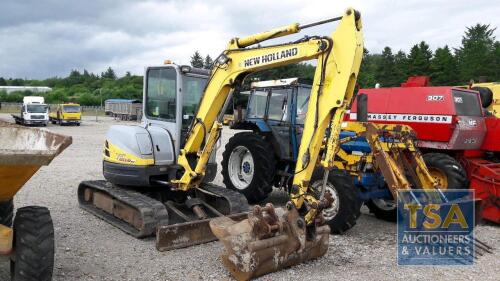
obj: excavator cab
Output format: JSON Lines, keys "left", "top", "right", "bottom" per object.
{"left": 101, "top": 64, "right": 217, "bottom": 187}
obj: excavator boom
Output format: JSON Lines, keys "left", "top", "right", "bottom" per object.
{"left": 206, "top": 8, "right": 364, "bottom": 280}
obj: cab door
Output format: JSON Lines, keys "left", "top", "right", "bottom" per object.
{"left": 143, "top": 66, "right": 181, "bottom": 163}
{"left": 266, "top": 87, "right": 293, "bottom": 160}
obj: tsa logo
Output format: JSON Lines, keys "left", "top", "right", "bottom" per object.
{"left": 397, "top": 190, "right": 475, "bottom": 265}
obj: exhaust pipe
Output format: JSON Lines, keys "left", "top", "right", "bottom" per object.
{"left": 356, "top": 93, "right": 368, "bottom": 122}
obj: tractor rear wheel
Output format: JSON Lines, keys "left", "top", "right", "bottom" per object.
{"left": 311, "top": 170, "right": 361, "bottom": 234}
{"left": 222, "top": 132, "right": 276, "bottom": 203}
{"left": 0, "top": 200, "right": 14, "bottom": 227}
{"left": 11, "top": 206, "right": 54, "bottom": 281}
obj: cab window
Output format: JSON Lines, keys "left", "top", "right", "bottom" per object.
{"left": 296, "top": 87, "right": 311, "bottom": 125}
{"left": 453, "top": 90, "right": 482, "bottom": 117}
{"left": 247, "top": 90, "right": 268, "bottom": 119}
{"left": 267, "top": 88, "right": 288, "bottom": 121}
{"left": 63, "top": 105, "right": 81, "bottom": 113}
{"left": 146, "top": 68, "right": 177, "bottom": 121}
{"left": 182, "top": 75, "right": 207, "bottom": 128}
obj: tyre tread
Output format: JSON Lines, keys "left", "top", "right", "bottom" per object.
{"left": 221, "top": 132, "right": 277, "bottom": 203}
{"left": 11, "top": 206, "right": 54, "bottom": 281}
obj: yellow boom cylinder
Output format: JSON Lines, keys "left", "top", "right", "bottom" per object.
{"left": 235, "top": 23, "right": 300, "bottom": 48}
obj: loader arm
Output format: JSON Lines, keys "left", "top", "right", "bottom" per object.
{"left": 174, "top": 8, "right": 363, "bottom": 225}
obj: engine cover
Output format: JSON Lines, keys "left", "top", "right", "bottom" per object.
{"left": 104, "top": 125, "right": 175, "bottom": 166}
{"left": 103, "top": 125, "right": 176, "bottom": 186}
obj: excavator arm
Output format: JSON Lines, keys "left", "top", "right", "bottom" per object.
{"left": 174, "top": 9, "right": 363, "bottom": 228}
{"left": 182, "top": 9, "right": 363, "bottom": 280}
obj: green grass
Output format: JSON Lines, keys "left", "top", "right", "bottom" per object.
{"left": 0, "top": 108, "right": 17, "bottom": 114}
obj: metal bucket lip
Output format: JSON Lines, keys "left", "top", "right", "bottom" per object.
{"left": 0, "top": 120, "right": 72, "bottom": 166}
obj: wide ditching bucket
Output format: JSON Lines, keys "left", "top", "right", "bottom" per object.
{"left": 0, "top": 121, "right": 72, "bottom": 201}
{"left": 210, "top": 202, "right": 329, "bottom": 281}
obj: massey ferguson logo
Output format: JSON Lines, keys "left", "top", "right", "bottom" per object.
{"left": 468, "top": 119, "right": 477, "bottom": 126}
{"left": 243, "top": 47, "right": 298, "bottom": 67}
{"left": 348, "top": 113, "right": 452, "bottom": 124}
{"left": 454, "top": 97, "right": 463, "bottom": 103}
{"left": 427, "top": 95, "right": 444, "bottom": 101}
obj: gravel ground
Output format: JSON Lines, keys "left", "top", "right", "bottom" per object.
{"left": 1, "top": 113, "right": 498, "bottom": 281}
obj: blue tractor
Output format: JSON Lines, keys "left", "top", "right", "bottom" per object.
{"left": 222, "top": 78, "right": 364, "bottom": 233}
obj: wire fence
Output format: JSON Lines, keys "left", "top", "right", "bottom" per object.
{"left": 0, "top": 102, "right": 142, "bottom": 121}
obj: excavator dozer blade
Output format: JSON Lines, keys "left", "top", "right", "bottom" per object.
{"left": 156, "top": 212, "right": 247, "bottom": 251}
{"left": 210, "top": 203, "right": 330, "bottom": 281}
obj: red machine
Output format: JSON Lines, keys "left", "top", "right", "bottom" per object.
{"left": 349, "top": 77, "right": 500, "bottom": 223}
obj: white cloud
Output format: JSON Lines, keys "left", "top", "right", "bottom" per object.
{"left": 0, "top": 0, "right": 498, "bottom": 79}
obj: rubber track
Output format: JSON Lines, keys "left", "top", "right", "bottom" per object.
{"left": 79, "top": 181, "right": 249, "bottom": 239}
{"left": 78, "top": 180, "right": 169, "bottom": 238}
{"left": 200, "top": 183, "right": 250, "bottom": 214}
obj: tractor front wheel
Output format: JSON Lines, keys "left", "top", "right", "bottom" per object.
{"left": 10, "top": 206, "right": 54, "bottom": 281}
{"left": 222, "top": 132, "right": 276, "bottom": 203}
{"left": 311, "top": 170, "right": 361, "bottom": 234}
{"left": 423, "top": 153, "right": 468, "bottom": 190}
{"left": 366, "top": 198, "right": 397, "bottom": 222}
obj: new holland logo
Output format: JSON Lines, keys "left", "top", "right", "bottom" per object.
{"left": 243, "top": 47, "right": 299, "bottom": 67}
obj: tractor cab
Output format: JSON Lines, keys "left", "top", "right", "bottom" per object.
{"left": 232, "top": 78, "right": 311, "bottom": 161}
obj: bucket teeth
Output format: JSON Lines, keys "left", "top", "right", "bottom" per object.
{"left": 210, "top": 203, "right": 330, "bottom": 281}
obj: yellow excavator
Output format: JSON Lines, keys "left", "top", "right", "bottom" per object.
{"left": 78, "top": 8, "right": 363, "bottom": 279}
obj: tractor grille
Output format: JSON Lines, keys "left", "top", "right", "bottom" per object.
{"left": 31, "top": 115, "right": 45, "bottom": 119}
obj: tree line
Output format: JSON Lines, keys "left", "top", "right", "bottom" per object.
{"left": 358, "top": 24, "right": 500, "bottom": 88}
{"left": 0, "top": 23, "right": 498, "bottom": 106}
{"left": 0, "top": 67, "right": 142, "bottom": 105}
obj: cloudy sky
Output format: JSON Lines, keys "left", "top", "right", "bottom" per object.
{"left": 0, "top": 0, "right": 498, "bottom": 79}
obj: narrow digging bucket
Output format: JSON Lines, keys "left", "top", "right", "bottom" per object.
{"left": 0, "top": 121, "right": 72, "bottom": 201}
{"left": 210, "top": 203, "right": 330, "bottom": 281}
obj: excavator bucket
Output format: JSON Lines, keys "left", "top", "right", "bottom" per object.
{"left": 210, "top": 202, "right": 330, "bottom": 281}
